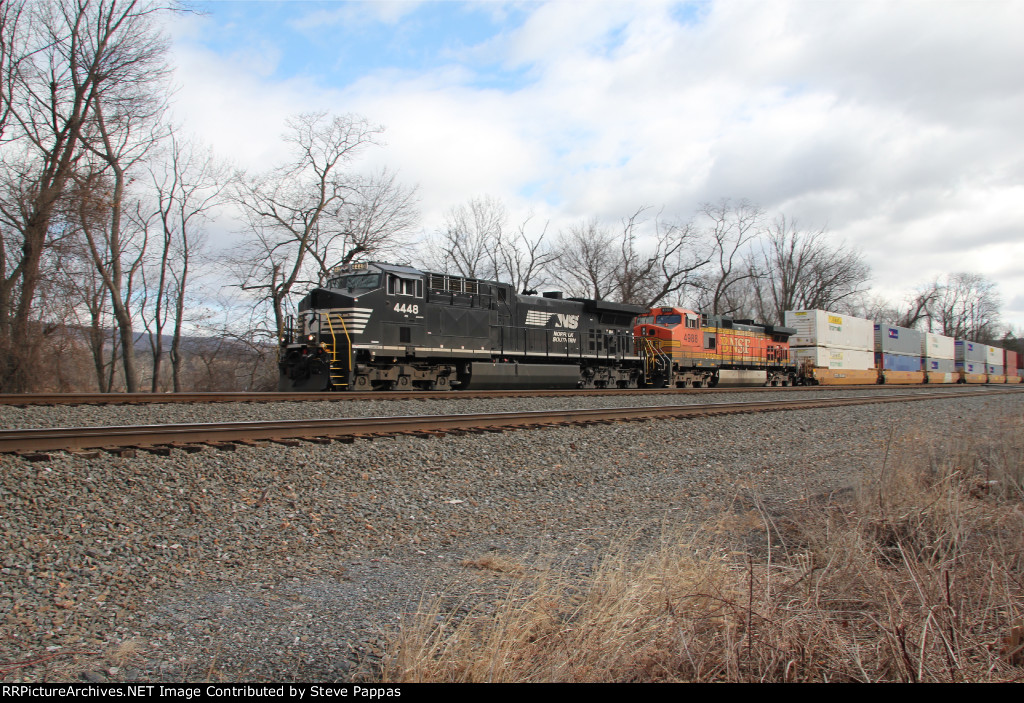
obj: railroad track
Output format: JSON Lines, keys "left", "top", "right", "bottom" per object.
{"left": 3, "top": 388, "right": 1018, "bottom": 458}
{"left": 0, "top": 383, "right": 1005, "bottom": 406}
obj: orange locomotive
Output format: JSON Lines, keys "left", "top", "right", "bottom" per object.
{"left": 635, "top": 307, "right": 797, "bottom": 388}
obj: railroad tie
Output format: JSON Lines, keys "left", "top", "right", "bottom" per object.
{"left": 102, "top": 447, "right": 136, "bottom": 458}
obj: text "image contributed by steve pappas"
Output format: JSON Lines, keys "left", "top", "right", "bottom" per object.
{"left": 1, "top": 685, "right": 403, "bottom": 699}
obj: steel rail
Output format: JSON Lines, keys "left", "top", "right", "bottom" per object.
{"left": 1, "top": 389, "right": 1018, "bottom": 454}
{"left": 0, "top": 384, "right": 1003, "bottom": 406}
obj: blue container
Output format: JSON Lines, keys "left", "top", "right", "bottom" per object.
{"left": 876, "top": 352, "right": 922, "bottom": 372}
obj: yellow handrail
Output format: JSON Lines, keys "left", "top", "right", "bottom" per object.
{"left": 323, "top": 311, "right": 353, "bottom": 387}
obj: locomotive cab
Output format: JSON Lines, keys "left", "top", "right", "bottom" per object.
{"left": 635, "top": 307, "right": 717, "bottom": 388}
{"left": 280, "top": 261, "right": 444, "bottom": 391}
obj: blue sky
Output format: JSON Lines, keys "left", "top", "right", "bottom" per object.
{"left": 186, "top": 1, "right": 535, "bottom": 89}
{"left": 168, "top": 1, "right": 1024, "bottom": 327}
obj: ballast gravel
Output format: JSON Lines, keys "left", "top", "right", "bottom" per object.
{"left": 0, "top": 390, "right": 1021, "bottom": 682}
{"left": 0, "top": 386, "right": 986, "bottom": 430}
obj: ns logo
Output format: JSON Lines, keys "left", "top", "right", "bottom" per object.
{"left": 555, "top": 314, "right": 579, "bottom": 329}
{"left": 525, "top": 309, "right": 580, "bottom": 329}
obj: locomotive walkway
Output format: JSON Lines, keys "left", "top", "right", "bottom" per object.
{"left": 2, "top": 388, "right": 1017, "bottom": 457}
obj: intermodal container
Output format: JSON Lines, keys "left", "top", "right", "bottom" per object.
{"left": 784, "top": 310, "right": 874, "bottom": 351}
{"left": 956, "top": 360, "right": 985, "bottom": 374}
{"left": 922, "top": 332, "right": 955, "bottom": 360}
{"left": 924, "top": 357, "right": 957, "bottom": 373}
{"left": 792, "top": 346, "right": 876, "bottom": 370}
{"left": 955, "top": 340, "right": 989, "bottom": 363}
{"left": 1004, "top": 349, "right": 1019, "bottom": 373}
{"left": 987, "top": 364, "right": 1005, "bottom": 375}
{"left": 987, "top": 345, "right": 1002, "bottom": 366}
{"left": 874, "top": 324, "right": 923, "bottom": 356}
{"left": 876, "top": 352, "right": 922, "bottom": 372}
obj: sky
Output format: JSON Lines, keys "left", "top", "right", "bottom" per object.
{"left": 166, "top": 0, "right": 1024, "bottom": 328}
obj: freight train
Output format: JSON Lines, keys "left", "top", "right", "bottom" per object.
{"left": 278, "top": 261, "right": 1023, "bottom": 391}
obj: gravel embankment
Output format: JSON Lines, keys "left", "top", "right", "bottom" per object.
{"left": 1, "top": 391, "right": 1021, "bottom": 682}
{"left": 0, "top": 386, "right": 988, "bottom": 429}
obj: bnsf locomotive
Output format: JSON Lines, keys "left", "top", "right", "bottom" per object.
{"left": 278, "top": 262, "right": 650, "bottom": 391}
{"left": 635, "top": 307, "right": 797, "bottom": 388}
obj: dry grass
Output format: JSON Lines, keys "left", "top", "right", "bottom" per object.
{"left": 0, "top": 638, "right": 148, "bottom": 682}
{"left": 379, "top": 419, "right": 1024, "bottom": 683}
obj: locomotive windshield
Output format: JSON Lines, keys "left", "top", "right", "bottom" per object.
{"left": 326, "top": 273, "right": 381, "bottom": 292}
{"left": 655, "top": 314, "right": 682, "bottom": 326}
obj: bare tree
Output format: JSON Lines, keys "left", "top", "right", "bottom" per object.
{"left": 139, "top": 131, "right": 229, "bottom": 391}
{"left": 55, "top": 232, "right": 119, "bottom": 390}
{"left": 233, "top": 112, "right": 415, "bottom": 340}
{"left": 933, "top": 272, "right": 1001, "bottom": 342}
{"left": 496, "top": 214, "right": 557, "bottom": 294}
{"left": 426, "top": 195, "right": 506, "bottom": 280}
{"left": 749, "top": 216, "right": 871, "bottom": 324}
{"left": 552, "top": 209, "right": 709, "bottom": 306}
{"left": 892, "top": 281, "right": 942, "bottom": 329}
{"left": 0, "top": 0, "right": 26, "bottom": 143}
{"left": 623, "top": 212, "right": 710, "bottom": 308}
{"left": 691, "top": 199, "right": 764, "bottom": 315}
{"left": 425, "top": 197, "right": 559, "bottom": 294}
{"left": 0, "top": 0, "right": 173, "bottom": 391}
{"left": 75, "top": 77, "right": 168, "bottom": 391}
{"left": 314, "top": 167, "right": 417, "bottom": 270}
{"left": 551, "top": 218, "right": 619, "bottom": 300}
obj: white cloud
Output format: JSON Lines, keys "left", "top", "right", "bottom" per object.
{"left": 164, "top": 0, "right": 1024, "bottom": 327}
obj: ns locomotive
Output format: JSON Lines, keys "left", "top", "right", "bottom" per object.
{"left": 278, "top": 262, "right": 649, "bottom": 391}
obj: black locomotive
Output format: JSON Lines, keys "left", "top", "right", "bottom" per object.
{"left": 278, "top": 262, "right": 649, "bottom": 391}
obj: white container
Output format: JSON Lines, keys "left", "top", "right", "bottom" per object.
{"left": 987, "top": 345, "right": 1002, "bottom": 365}
{"left": 792, "top": 346, "right": 876, "bottom": 370}
{"left": 921, "top": 332, "right": 956, "bottom": 360}
{"left": 785, "top": 310, "right": 874, "bottom": 351}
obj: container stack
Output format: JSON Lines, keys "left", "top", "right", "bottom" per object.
{"left": 986, "top": 344, "right": 1006, "bottom": 382}
{"left": 784, "top": 310, "right": 876, "bottom": 384}
{"left": 921, "top": 332, "right": 957, "bottom": 383}
{"left": 955, "top": 341, "right": 989, "bottom": 383}
{"left": 874, "top": 324, "right": 924, "bottom": 383}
